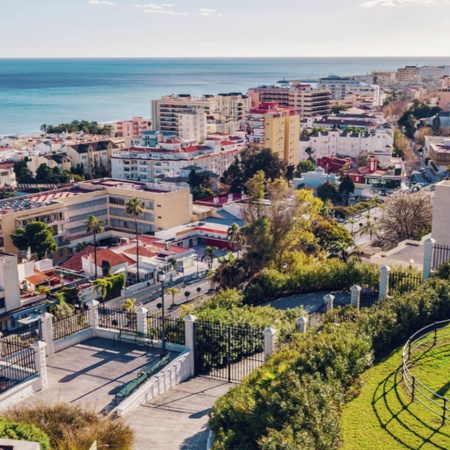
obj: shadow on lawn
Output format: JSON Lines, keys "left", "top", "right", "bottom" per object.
{"left": 371, "top": 365, "right": 450, "bottom": 449}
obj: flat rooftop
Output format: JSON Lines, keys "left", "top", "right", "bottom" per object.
{"left": 20, "top": 337, "right": 172, "bottom": 414}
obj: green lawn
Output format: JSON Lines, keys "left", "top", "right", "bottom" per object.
{"left": 341, "top": 330, "right": 450, "bottom": 450}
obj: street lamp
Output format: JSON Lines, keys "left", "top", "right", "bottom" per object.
{"left": 196, "top": 255, "right": 199, "bottom": 279}
{"left": 158, "top": 270, "right": 166, "bottom": 357}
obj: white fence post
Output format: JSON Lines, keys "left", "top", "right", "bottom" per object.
{"left": 184, "top": 314, "right": 197, "bottom": 377}
{"left": 324, "top": 294, "right": 334, "bottom": 312}
{"left": 422, "top": 237, "right": 435, "bottom": 281}
{"left": 32, "top": 341, "right": 48, "bottom": 391}
{"left": 86, "top": 300, "right": 100, "bottom": 333}
{"left": 39, "top": 312, "right": 54, "bottom": 356}
{"left": 264, "top": 327, "right": 277, "bottom": 359}
{"left": 296, "top": 316, "right": 308, "bottom": 333}
{"left": 379, "top": 265, "right": 391, "bottom": 301}
{"left": 136, "top": 306, "right": 149, "bottom": 335}
{"left": 350, "top": 285, "right": 361, "bottom": 309}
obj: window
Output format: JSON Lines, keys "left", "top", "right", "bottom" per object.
{"left": 69, "top": 209, "right": 107, "bottom": 223}
{"left": 68, "top": 198, "right": 107, "bottom": 211}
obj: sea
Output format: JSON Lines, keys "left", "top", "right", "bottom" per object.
{"left": 1, "top": 57, "right": 449, "bottom": 137}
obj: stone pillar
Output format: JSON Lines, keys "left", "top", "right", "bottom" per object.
{"left": 136, "top": 306, "right": 149, "bottom": 335}
{"left": 379, "top": 265, "right": 391, "bottom": 301}
{"left": 39, "top": 312, "right": 54, "bottom": 356}
{"left": 86, "top": 299, "right": 100, "bottom": 333}
{"left": 184, "top": 314, "right": 197, "bottom": 377}
{"left": 264, "top": 327, "right": 277, "bottom": 359}
{"left": 32, "top": 341, "right": 48, "bottom": 391}
{"left": 422, "top": 237, "right": 435, "bottom": 281}
{"left": 296, "top": 316, "right": 308, "bottom": 333}
{"left": 324, "top": 294, "right": 334, "bottom": 313}
{"left": 350, "top": 285, "right": 362, "bottom": 309}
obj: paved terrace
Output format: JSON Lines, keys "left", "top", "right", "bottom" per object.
{"left": 20, "top": 337, "right": 168, "bottom": 414}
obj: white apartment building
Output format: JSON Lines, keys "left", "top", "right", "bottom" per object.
{"left": 151, "top": 94, "right": 251, "bottom": 141}
{"left": 318, "top": 76, "right": 367, "bottom": 101}
{"left": 111, "top": 134, "right": 245, "bottom": 182}
{"left": 247, "top": 83, "right": 331, "bottom": 117}
{"left": 299, "top": 126, "right": 394, "bottom": 165}
{"left": 345, "top": 84, "right": 382, "bottom": 107}
{"left": 0, "top": 162, "right": 17, "bottom": 188}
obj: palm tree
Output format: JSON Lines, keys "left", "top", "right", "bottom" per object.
{"left": 125, "top": 197, "right": 144, "bottom": 283}
{"left": 85, "top": 216, "right": 105, "bottom": 279}
{"left": 202, "top": 246, "right": 218, "bottom": 269}
{"left": 328, "top": 240, "right": 351, "bottom": 262}
{"left": 227, "top": 223, "right": 246, "bottom": 256}
{"left": 166, "top": 287, "right": 180, "bottom": 307}
{"left": 347, "top": 217, "right": 356, "bottom": 236}
{"left": 120, "top": 297, "right": 137, "bottom": 311}
{"left": 50, "top": 292, "right": 74, "bottom": 318}
{"left": 168, "top": 257, "right": 178, "bottom": 273}
{"left": 93, "top": 278, "right": 112, "bottom": 302}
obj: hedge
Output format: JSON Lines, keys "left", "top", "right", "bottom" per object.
{"left": 209, "top": 276, "right": 450, "bottom": 449}
{"left": 243, "top": 258, "right": 380, "bottom": 305}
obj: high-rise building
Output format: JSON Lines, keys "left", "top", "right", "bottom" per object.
{"left": 246, "top": 102, "right": 300, "bottom": 166}
{"left": 248, "top": 83, "right": 331, "bottom": 117}
{"left": 396, "top": 66, "right": 420, "bottom": 83}
{"left": 318, "top": 76, "right": 363, "bottom": 101}
{"left": 151, "top": 94, "right": 251, "bottom": 141}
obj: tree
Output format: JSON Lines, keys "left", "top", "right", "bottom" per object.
{"left": 214, "top": 252, "right": 246, "bottom": 288}
{"left": 317, "top": 182, "right": 339, "bottom": 203}
{"left": 11, "top": 222, "right": 58, "bottom": 259}
{"left": 313, "top": 220, "right": 353, "bottom": 252}
{"left": 166, "top": 287, "right": 180, "bottom": 307}
{"left": 296, "top": 160, "right": 315, "bottom": 175}
{"left": 377, "top": 191, "right": 433, "bottom": 248}
{"left": 120, "top": 297, "right": 137, "bottom": 311}
{"left": 331, "top": 104, "right": 347, "bottom": 114}
{"left": 339, "top": 175, "right": 355, "bottom": 206}
{"left": 358, "top": 217, "right": 378, "bottom": 242}
{"left": 49, "top": 292, "right": 74, "bottom": 318}
{"left": 393, "top": 128, "right": 412, "bottom": 159}
{"left": 125, "top": 197, "right": 144, "bottom": 282}
{"left": 188, "top": 170, "right": 214, "bottom": 200}
{"left": 93, "top": 277, "right": 112, "bottom": 302}
{"left": 13, "top": 159, "right": 34, "bottom": 184}
{"left": 415, "top": 126, "right": 432, "bottom": 147}
{"left": 328, "top": 240, "right": 351, "bottom": 262}
{"left": 220, "top": 148, "right": 287, "bottom": 193}
{"left": 75, "top": 242, "right": 88, "bottom": 252}
{"left": 85, "top": 216, "right": 105, "bottom": 279}
{"left": 227, "top": 223, "right": 246, "bottom": 255}
{"left": 242, "top": 172, "right": 323, "bottom": 271}
{"left": 202, "top": 246, "right": 218, "bottom": 269}
{"left": 168, "top": 257, "right": 178, "bottom": 272}
{"left": 184, "top": 291, "right": 191, "bottom": 301}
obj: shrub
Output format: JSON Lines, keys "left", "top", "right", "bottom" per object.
{"left": 4, "top": 402, "right": 134, "bottom": 450}
{"left": 0, "top": 418, "right": 50, "bottom": 450}
{"left": 209, "top": 274, "right": 450, "bottom": 449}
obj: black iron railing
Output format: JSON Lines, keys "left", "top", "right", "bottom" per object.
{"left": 1, "top": 323, "right": 41, "bottom": 354}
{"left": 389, "top": 271, "right": 422, "bottom": 294}
{"left": 0, "top": 343, "right": 37, "bottom": 393}
{"left": 360, "top": 289, "right": 379, "bottom": 308}
{"left": 52, "top": 310, "right": 89, "bottom": 341}
{"left": 98, "top": 305, "right": 137, "bottom": 331}
{"left": 147, "top": 313, "right": 185, "bottom": 345}
{"left": 432, "top": 243, "right": 450, "bottom": 270}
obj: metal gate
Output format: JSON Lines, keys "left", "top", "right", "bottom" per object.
{"left": 194, "top": 321, "right": 265, "bottom": 382}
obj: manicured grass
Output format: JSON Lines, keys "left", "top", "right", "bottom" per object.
{"left": 341, "top": 332, "right": 450, "bottom": 450}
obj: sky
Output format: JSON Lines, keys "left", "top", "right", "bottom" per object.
{"left": 1, "top": 0, "right": 449, "bottom": 57}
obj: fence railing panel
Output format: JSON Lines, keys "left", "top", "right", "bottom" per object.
{"left": 432, "top": 244, "right": 450, "bottom": 270}
{"left": 147, "top": 313, "right": 185, "bottom": 346}
{"left": 98, "top": 306, "right": 136, "bottom": 331}
{"left": 194, "top": 321, "right": 265, "bottom": 382}
{"left": 52, "top": 310, "right": 90, "bottom": 341}
{"left": 389, "top": 271, "right": 422, "bottom": 294}
{"left": 0, "top": 344, "right": 36, "bottom": 393}
{"left": 1, "top": 323, "right": 41, "bottom": 354}
{"left": 360, "top": 290, "right": 379, "bottom": 308}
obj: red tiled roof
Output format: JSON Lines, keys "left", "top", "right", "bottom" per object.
{"left": 124, "top": 246, "right": 157, "bottom": 258}
{"left": 61, "top": 246, "right": 95, "bottom": 271}
{"left": 82, "top": 248, "right": 135, "bottom": 267}
{"left": 25, "top": 270, "right": 51, "bottom": 286}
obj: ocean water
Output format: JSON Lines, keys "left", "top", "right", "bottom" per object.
{"left": 1, "top": 57, "right": 449, "bottom": 136}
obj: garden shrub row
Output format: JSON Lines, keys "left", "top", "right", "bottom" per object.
{"left": 209, "top": 276, "right": 450, "bottom": 449}
{"left": 243, "top": 258, "right": 380, "bottom": 305}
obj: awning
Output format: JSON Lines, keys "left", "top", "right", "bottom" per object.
{"left": 18, "top": 314, "right": 41, "bottom": 325}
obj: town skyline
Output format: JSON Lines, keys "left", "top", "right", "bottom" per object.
{"left": 1, "top": 0, "right": 450, "bottom": 58}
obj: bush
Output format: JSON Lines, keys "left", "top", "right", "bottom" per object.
{"left": 0, "top": 418, "right": 50, "bottom": 450}
{"left": 244, "top": 258, "right": 379, "bottom": 305}
{"left": 209, "top": 274, "right": 450, "bottom": 449}
{"left": 4, "top": 402, "right": 134, "bottom": 450}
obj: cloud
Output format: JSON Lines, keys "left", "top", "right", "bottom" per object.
{"left": 134, "top": 2, "right": 162, "bottom": 8}
{"left": 199, "top": 8, "right": 223, "bottom": 16}
{"left": 89, "top": 0, "right": 117, "bottom": 5}
{"left": 135, "top": 2, "right": 186, "bottom": 14}
{"left": 360, "top": 0, "right": 450, "bottom": 7}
